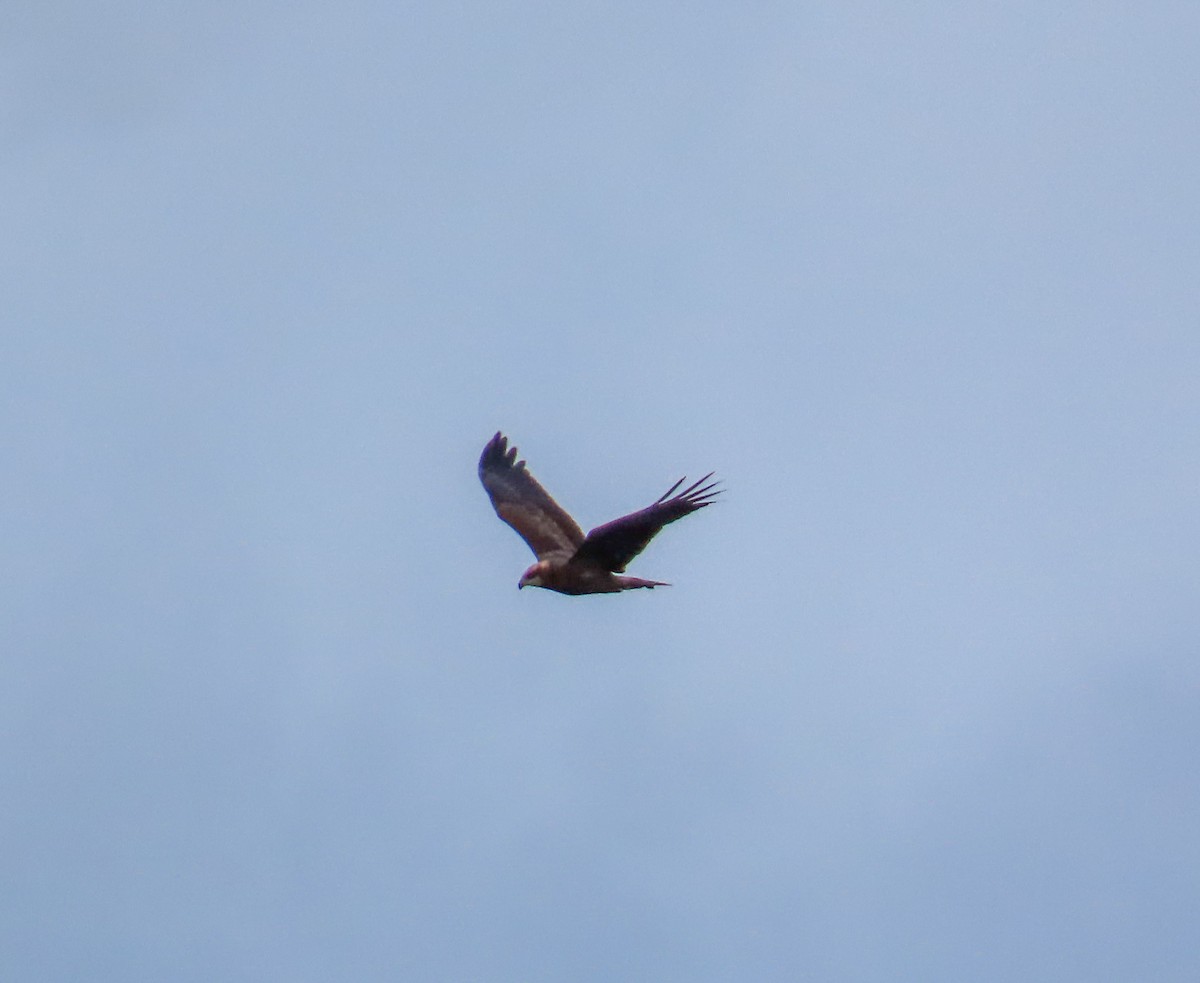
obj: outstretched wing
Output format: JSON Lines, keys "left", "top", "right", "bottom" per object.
{"left": 570, "top": 473, "right": 721, "bottom": 572}
{"left": 478, "top": 432, "right": 585, "bottom": 560}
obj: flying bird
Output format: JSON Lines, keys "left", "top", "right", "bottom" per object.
{"left": 478, "top": 431, "right": 721, "bottom": 595}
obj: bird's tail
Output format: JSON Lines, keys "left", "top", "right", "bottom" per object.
{"left": 617, "top": 576, "right": 671, "bottom": 590}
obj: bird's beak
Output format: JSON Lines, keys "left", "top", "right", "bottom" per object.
{"left": 517, "top": 582, "right": 524, "bottom": 590}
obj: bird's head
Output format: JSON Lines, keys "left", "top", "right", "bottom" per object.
{"left": 519, "top": 561, "right": 548, "bottom": 590}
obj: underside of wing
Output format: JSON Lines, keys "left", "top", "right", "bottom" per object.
{"left": 571, "top": 473, "right": 721, "bottom": 572}
{"left": 478, "top": 432, "right": 585, "bottom": 560}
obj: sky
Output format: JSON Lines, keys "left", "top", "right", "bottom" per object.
{"left": 3, "top": 2, "right": 1199, "bottom": 980}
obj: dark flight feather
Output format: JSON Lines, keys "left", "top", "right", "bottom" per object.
{"left": 570, "top": 473, "right": 722, "bottom": 572}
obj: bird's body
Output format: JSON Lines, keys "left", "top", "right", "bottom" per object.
{"left": 515, "top": 558, "right": 669, "bottom": 595}
{"left": 478, "top": 432, "right": 720, "bottom": 595}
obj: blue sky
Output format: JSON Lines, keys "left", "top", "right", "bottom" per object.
{"left": 4, "top": 3, "right": 1199, "bottom": 980}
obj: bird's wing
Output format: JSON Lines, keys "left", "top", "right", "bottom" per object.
{"left": 478, "top": 432, "right": 585, "bottom": 560}
{"left": 570, "top": 473, "right": 721, "bottom": 572}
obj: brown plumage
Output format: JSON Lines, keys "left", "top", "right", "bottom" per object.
{"left": 478, "top": 432, "right": 721, "bottom": 595}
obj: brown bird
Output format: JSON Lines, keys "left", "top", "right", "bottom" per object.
{"left": 478, "top": 432, "right": 721, "bottom": 595}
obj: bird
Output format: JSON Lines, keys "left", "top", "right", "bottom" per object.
{"left": 478, "top": 431, "right": 721, "bottom": 595}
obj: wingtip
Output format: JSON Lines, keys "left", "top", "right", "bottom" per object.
{"left": 480, "top": 431, "right": 507, "bottom": 474}
{"left": 480, "top": 430, "right": 529, "bottom": 475}
{"left": 665, "top": 472, "right": 724, "bottom": 508}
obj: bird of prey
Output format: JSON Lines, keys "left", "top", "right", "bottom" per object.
{"left": 478, "top": 432, "right": 721, "bottom": 595}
